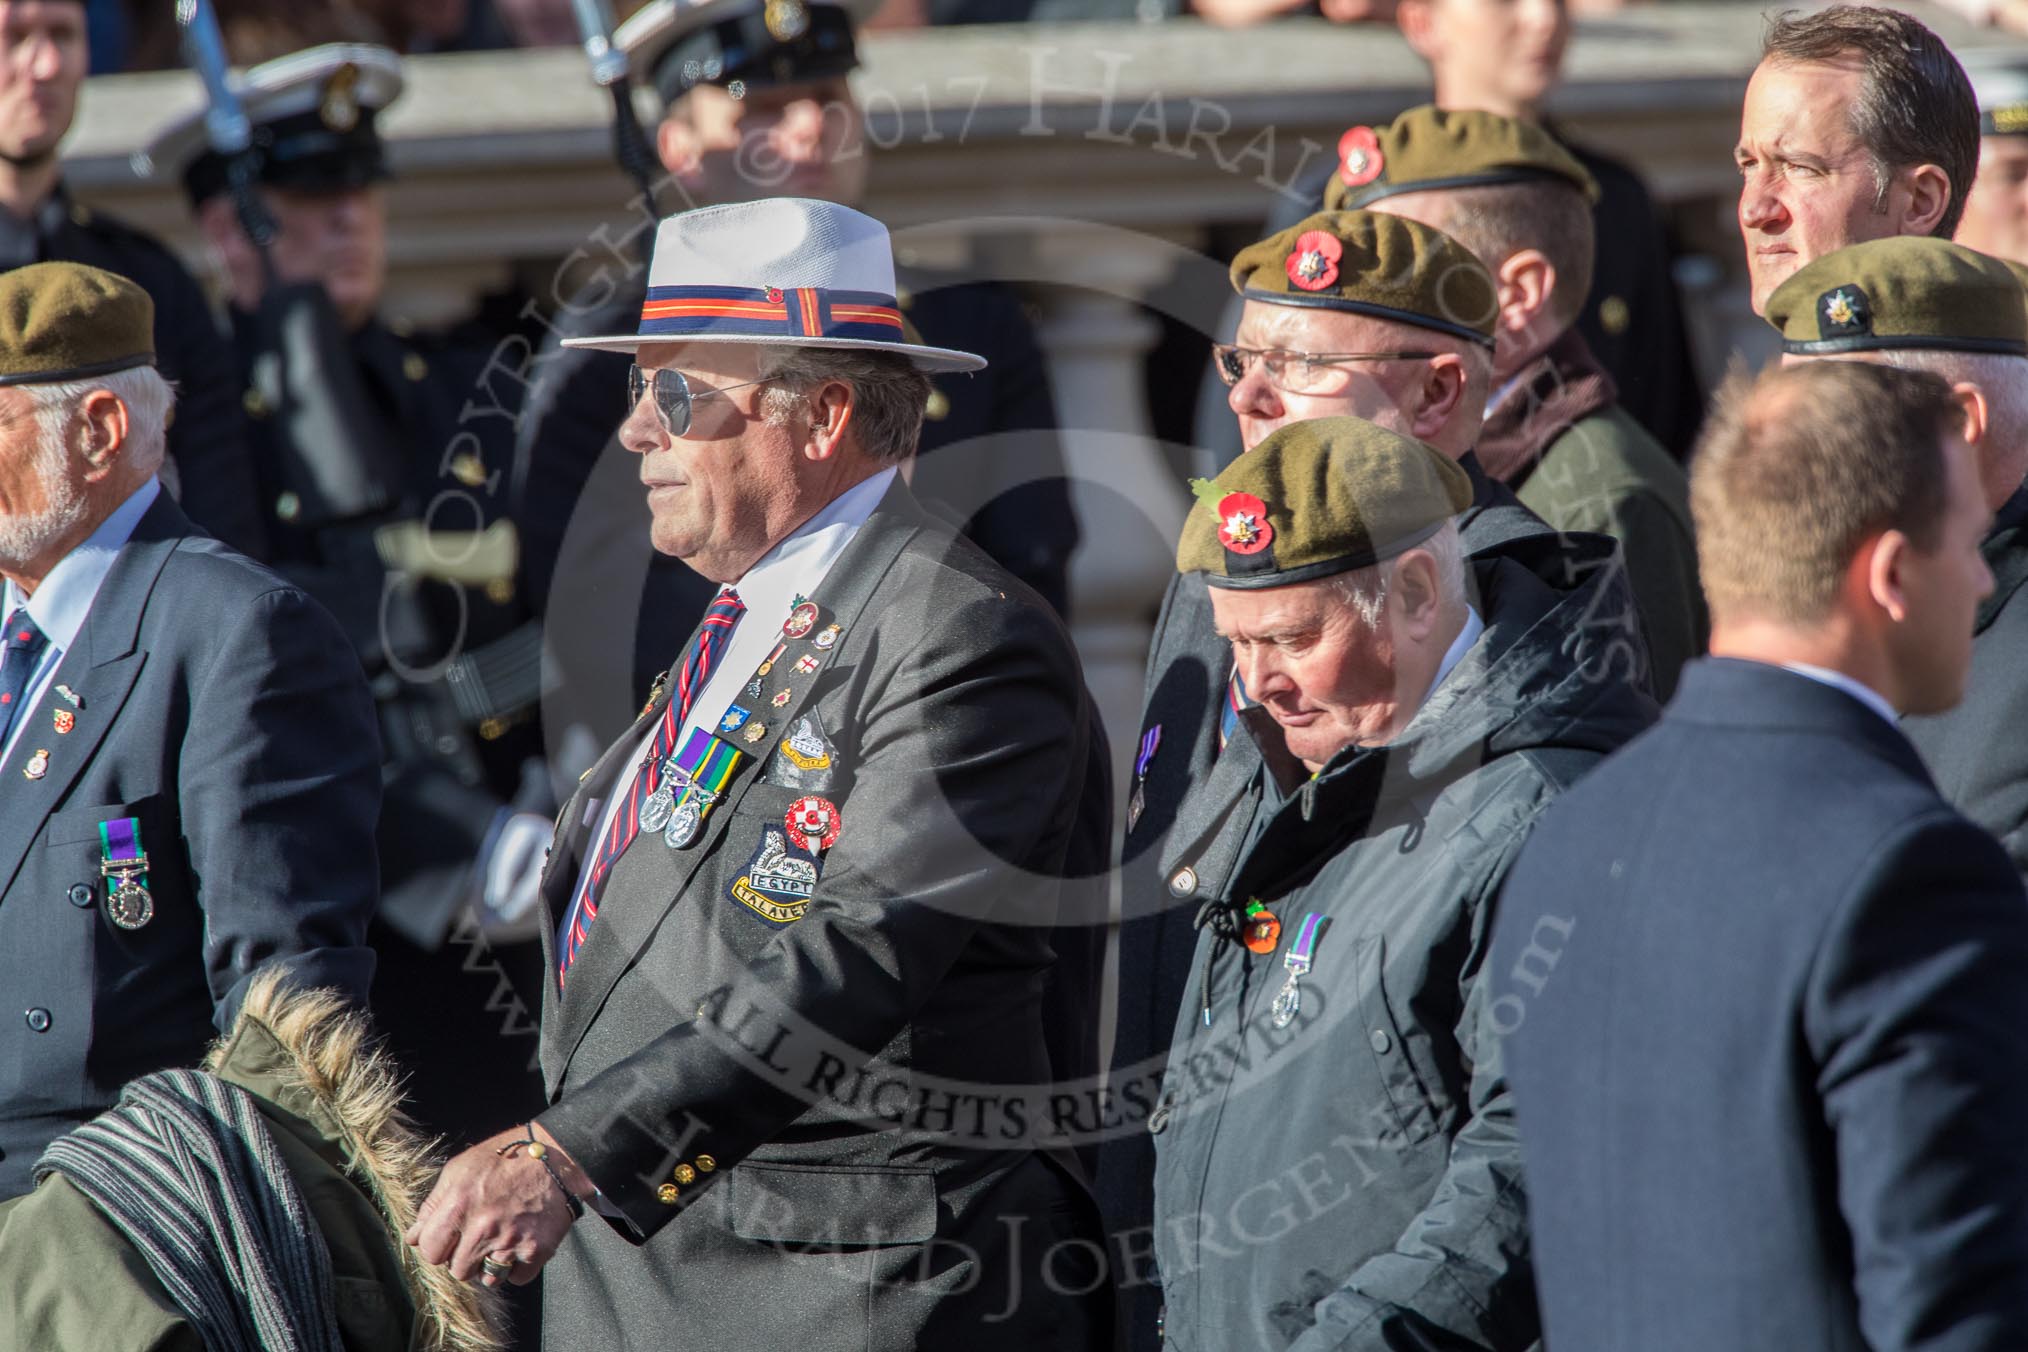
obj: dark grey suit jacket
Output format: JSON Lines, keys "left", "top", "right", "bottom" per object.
{"left": 1493, "top": 658, "right": 2028, "bottom": 1351}
{"left": 0, "top": 494, "right": 380, "bottom": 1197}
{"left": 534, "top": 481, "right": 1108, "bottom": 1349}
{"left": 1905, "top": 483, "right": 2028, "bottom": 875}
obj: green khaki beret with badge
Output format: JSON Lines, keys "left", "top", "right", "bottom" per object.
{"left": 1323, "top": 105, "right": 1601, "bottom": 213}
{"left": 1229, "top": 210, "right": 1498, "bottom": 348}
{"left": 1764, "top": 237, "right": 2028, "bottom": 356}
{"left": 1177, "top": 415, "right": 1472, "bottom": 589}
{"left": 0, "top": 262, "right": 155, "bottom": 388}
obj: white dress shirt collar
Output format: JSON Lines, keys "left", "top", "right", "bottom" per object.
{"left": 1425, "top": 604, "right": 1486, "bottom": 704}
{"left": 1, "top": 477, "right": 160, "bottom": 648}
{"left": 723, "top": 466, "right": 897, "bottom": 634}
{"left": 1780, "top": 661, "right": 1899, "bottom": 726}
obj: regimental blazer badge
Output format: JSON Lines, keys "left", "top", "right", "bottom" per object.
{"left": 727, "top": 825, "right": 823, "bottom": 924}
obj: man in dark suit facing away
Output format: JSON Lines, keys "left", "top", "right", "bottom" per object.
{"left": 0, "top": 262, "right": 380, "bottom": 1200}
{"left": 410, "top": 197, "right": 1109, "bottom": 1349}
{"left": 1491, "top": 358, "right": 2028, "bottom": 1351}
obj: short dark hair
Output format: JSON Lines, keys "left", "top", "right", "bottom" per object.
{"left": 1424, "top": 180, "right": 1595, "bottom": 332}
{"left": 1761, "top": 6, "right": 1978, "bottom": 239}
{"left": 1691, "top": 360, "right": 1958, "bottom": 625}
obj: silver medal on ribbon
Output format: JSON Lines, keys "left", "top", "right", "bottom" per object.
{"left": 639, "top": 784, "right": 676, "bottom": 835}
{"left": 664, "top": 794, "right": 703, "bottom": 849}
{"left": 663, "top": 786, "right": 720, "bottom": 850}
{"left": 1269, "top": 975, "right": 1302, "bottom": 1029}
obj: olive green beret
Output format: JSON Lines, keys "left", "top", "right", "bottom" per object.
{"left": 2004, "top": 258, "right": 2028, "bottom": 314}
{"left": 1764, "top": 237, "right": 2028, "bottom": 356}
{"left": 1229, "top": 210, "right": 1497, "bottom": 348}
{"left": 0, "top": 262, "right": 155, "bottom": 388}
{"left": 1177, "top": 415, "right": 1472, "bottom": 589}
{"left": 1322, "top": 105, "right": 1601, "bottom": 213}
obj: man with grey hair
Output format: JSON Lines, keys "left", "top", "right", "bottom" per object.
{"left": 412, "top": 199, "right": 1110, "bottom": 1348}
{"left": 1768, "top": 235, "right": 2028, "bottom": 881}
{"left": 1145, "top": 416, "right": 1653, "bottom": 1350}
{"left": 0, "top": 261, "right": 381, "bottom": 1200}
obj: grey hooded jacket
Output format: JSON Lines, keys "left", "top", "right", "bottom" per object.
{"left": 1147, "top": 534, "right": 1658, "bottom": 1351}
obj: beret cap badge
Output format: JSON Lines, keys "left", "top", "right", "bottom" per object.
{"left": 319, "top": 64, "right": 361, "bottom": 132}
{"left": 764, "top": 0, "right": 811, "bottom": 41}
{"left": 1286, "top": 230, "right": 1342, "bottom": 292}
{"left": 1216, "top": 491, "right": 1273, "bottom": 555}
{"left": 1819, "top": 286, "right": 1870, "bottom": 338}
{"left": 1337, "top": 125, "right": 1384, "bottom": 188}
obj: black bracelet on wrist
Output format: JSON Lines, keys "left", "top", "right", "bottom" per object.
{"left": 496, "top": 1123, "right": 585, "bottom": 1219}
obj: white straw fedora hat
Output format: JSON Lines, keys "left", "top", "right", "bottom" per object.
{"left": 562, "top": 198, "right": 987, "bottom": 374}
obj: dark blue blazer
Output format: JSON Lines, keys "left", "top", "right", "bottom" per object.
{"left": 1491, "top": 657, "right": 2028, "bottom": 1352}
{"left": 0, "top": 494, "right": 381, "bottom": 1197}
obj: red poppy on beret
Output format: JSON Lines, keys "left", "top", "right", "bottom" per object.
{"left": 1216, "top": 491, "right": 1273, "bottom": 554}
{"left": 1338, "top": 125, "right": 1384, "bottom": 188}
{"left": 1285, "top": 231, "right": 1342, "bottom": 292}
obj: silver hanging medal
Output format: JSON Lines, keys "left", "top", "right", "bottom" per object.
{"left": 106, "top": 874, "right": 154, "bottom": 929}
{"left": 664, "top": 791, "right": 705, "bottom": 848}
{"left": 1270, "top": 912, "right": 1325, "bottom": 1030}
{"left": 638, "top": 754, "right": 684, "bottom": 835}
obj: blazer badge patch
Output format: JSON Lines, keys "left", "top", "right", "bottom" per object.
{"left": 727, "top": 825, "right": 823, "bottom": 924}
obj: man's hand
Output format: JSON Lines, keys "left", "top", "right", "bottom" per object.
{"left": 406, "top": 1124, "right": 586, "bottom": 1287}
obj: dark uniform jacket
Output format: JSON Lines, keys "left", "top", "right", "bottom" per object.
{"left": 1904, "top": 483, "right": 2028, "bottom": 873}
{"left": 1492, "top": 659, "right": 2028, "bottom": 1352}
{"left": 1099, "top": 459, "right": 1649, "bottom": 1345}
{"left": 0, "top": 495, "right": 379, "bottom": 1198}
{"left": 231, "top": 305, "right": 548, "bottom": 1147}
{"left": 14, "top": 186, "right": 265, "bottom": 557}
{"left": 514, "top": 266, "right": 1079, "bottom": 723}
{"left": 1561, "top": 139, "right": 1705, "bottom": 460}
{"left": 1146, "top": 533, "right": 1656, "bottom": 1352}
{"left": 533, "top": 481, "right": 1109, "bottom": 1350}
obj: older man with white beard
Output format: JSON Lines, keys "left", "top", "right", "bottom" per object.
{"left": 0, "top": 262, "right": 380, "bottom": 1201}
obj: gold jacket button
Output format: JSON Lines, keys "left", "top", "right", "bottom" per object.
{"left": 657, "top": 1182, "right": 680, "bottom": 1204}
{"left": 403, "top": 352, "right": 429, "bottom": 382}
{"left": 674, "top": 1164, "right": 697, "bottom": 1185}
{"left": 695, "top": 1155, "right": 716, "bottom": 1172}
{"left": 924, "top": 389, "right": 950, "bottom": 421}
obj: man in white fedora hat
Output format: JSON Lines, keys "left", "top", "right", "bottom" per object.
{"left": 410, "top": 195, "right": 1111, "bottom": 1349}
{"left": 513, "top": 0, "right": 1077, "bottom": 704}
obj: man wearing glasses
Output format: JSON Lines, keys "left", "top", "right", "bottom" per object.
{"left": 1101, "top": 208, "right": 1649, "bottom": 1348}
{"left": 409, "top": 197, "right": 1109, "bottom": 1348}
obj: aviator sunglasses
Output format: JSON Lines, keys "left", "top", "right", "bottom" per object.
{"left": 628, "top": 363, "right": 773, "bottom": 437}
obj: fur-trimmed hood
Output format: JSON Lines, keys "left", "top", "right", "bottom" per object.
{"left": 205, "top": 972, "right": 503, "bottom": 1352}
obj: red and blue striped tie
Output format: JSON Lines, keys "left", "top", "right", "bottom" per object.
{"left": 0, "top": 607, "right": 49, "bottom": 752}
{"left": 557, "top": 588, "right": 745, "bottom": 982}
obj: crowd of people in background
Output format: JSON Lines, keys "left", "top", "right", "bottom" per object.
{"left": 7, "top": 0, "right": 2028, "bottom": 1347}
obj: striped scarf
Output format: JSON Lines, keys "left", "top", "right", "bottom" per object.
{"left": 36, "top": 1068, "right": 346, "bottom": 1352}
